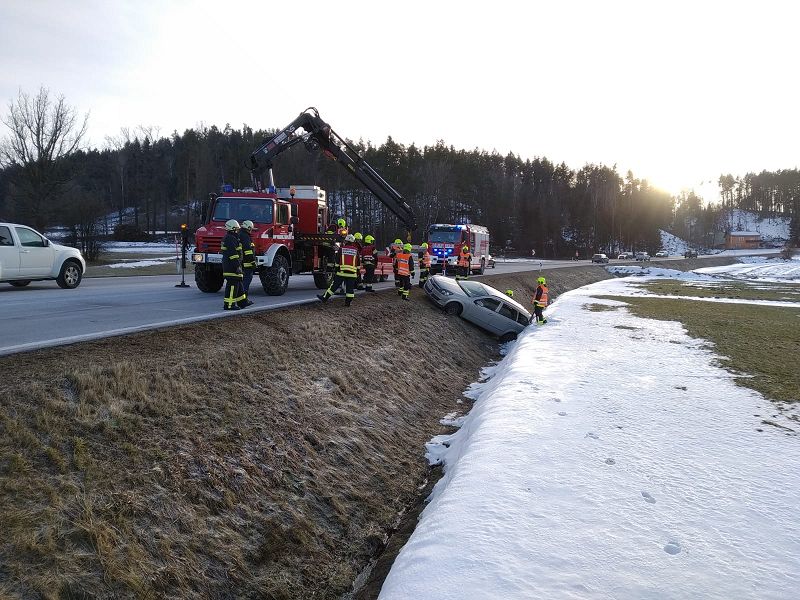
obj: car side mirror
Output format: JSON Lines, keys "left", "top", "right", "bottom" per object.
{"left": 43, "top": 238, "right": 50, "bottom": 247}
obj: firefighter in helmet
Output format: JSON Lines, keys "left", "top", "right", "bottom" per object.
{"left": 457, "top": 244, "right": 472, "bottom": 280}
{"left": 533, "top": 276, "right": 548, "bottom": 324}
{"left": 221, "top": 219, "right": 247, "bottom": 310}
{"left": 336, "top": 218, "right": 349, "bottom": 236}
{"left": 418, "top": 242, "right": 431, "bottom": 288}
{"left": 360, "top": 234, "right": 378, "bottom": 292}
{"left": 353, "top": 232, "right": 365, "bottom": 290}
{"left": 238, "top": 220, "right": 256, "bottom": 305}
{"left": 390, "top": 238, "right": 403, "bottom": 290}
{"left": 394, "top": 242, "right": 415, "bottom": 301}
{"left": 318, "top": 234, "right": 360, "bottom": 307}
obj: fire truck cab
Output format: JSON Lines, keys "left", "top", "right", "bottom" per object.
{"left": 427, "top": 223, "right": 490, "bottom": 276}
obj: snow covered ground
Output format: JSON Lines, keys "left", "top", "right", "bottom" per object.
{"left": 380, "top": 263, "right": 800, "bottom": 599}
{"left": 695, "top": 255, "right": 800, "bottom": 283}
{"left": 720, "top": 210, "right": 790, "bottom": 244}
{"left": 104, "top": 242, "right": 180, "bottom": 254}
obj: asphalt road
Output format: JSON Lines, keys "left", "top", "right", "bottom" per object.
{"left": 0, "top": 255, "right": 725, "bottom": 356}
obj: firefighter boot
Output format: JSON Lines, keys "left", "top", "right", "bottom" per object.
{"left": 345, "top": 298, "right": 352, "bottom": 307}
{"left": 317, "top": 294, "right": 328, "bottom": 303}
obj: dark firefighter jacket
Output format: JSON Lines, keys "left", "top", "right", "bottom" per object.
{"left": 335, "top": 242, "right": 361, "bottom": 277}
{"left": 221, "top": 231, "right": 243, "bottom": 277}
{"left": 238, "top": 229, "right": 256, "bottom": 269}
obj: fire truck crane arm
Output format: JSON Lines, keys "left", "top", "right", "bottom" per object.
{"left": 248, "top": 108, "right": 417, "bottom": 235}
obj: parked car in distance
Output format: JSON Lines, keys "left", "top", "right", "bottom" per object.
{"left": 617, "top": 252, "right": 633, "bottom": 260}
{"left": 591, "top": 253, "right": 609, "bottom": 263}
{"left": 655, "top": 250, "right": 669, "bottom": 257}
{"left": 0, "top": 223, "right": 85, "bottom": 289}
{"left": 423, "top": 275, "right": 532, "bottom": 342}
{"left": 684, "top": 249, "right": 698, "bottom": 258}
{"left": 635, "top": 252, "right": 651, "bottom": 261}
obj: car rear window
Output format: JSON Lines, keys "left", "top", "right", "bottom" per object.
{"left": 0, "top": 226, "right": 13, "bottom": 246}
{"left": 458, "top": 280, "right": 491, "bottom": 298}
{"left": 516, "top": 312, "right": 531, "bottom": 326}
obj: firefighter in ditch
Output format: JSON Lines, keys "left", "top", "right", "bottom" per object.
{"left": 456, "top": 244, "right": 472, "bottom": 280}
{"left": 418, "top": 242, "right": 431, "bottom": 288}
{"left": 360, "top": 234, "right": 379, "bottom": 292}
{"left": 394, "top": 242, "right": 415, "bottom": 301}
{"left": 238, "top": 220, "right": 256, "bottom": 306}
{"left": 532, "top": 276, "right": 549, "bottom": 324}
{"left": 221, "top": 219, "right": 247, "bottom": 310}
{"left": 318, "top": 234, "right": 360, "bottom": 307}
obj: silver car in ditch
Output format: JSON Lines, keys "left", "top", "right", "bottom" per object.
{"left": 423, "top": 275, "right": 532, "bottom": 342}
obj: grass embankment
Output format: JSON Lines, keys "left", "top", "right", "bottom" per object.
{"left": 0, "top": 292, "right": 501, "bottom": 599}
{"left": 613, "top": 279, "right": 800, "bottom": 407}
{"left": 85, "top": 251, "right": 185, "bottom": 278}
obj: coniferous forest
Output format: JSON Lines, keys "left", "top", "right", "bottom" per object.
{"left": 1, "top": 91, "right": 798, "bottom": 259}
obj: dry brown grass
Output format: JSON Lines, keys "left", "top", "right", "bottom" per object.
{"left": 0, "top": 290, "right": 501, "bottom": 599}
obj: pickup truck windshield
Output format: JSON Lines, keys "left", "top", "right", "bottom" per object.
{"left": 212, "top": 197, "right": 274, "bottom": 224}
{"left": 429, "top": 229, "right": 463, "bottom": 244}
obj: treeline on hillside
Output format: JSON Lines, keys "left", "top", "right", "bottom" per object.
{"left": 1, "top": 90, "right": 797, "bottom": 258}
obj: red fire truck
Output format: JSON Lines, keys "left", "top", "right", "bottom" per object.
{"left": 191, "top": 108, "right": 416, "bottom": 295}
{"left": 427, "top": 223, "right": 490, "bottom": 275}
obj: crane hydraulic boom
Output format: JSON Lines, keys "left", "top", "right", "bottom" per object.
{"left": 248, "top": 107, "right": 417, "bottom": 234}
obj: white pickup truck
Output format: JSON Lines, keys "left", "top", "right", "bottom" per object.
{"left": 0, "top": 223, "right": 85, "bottom": 288}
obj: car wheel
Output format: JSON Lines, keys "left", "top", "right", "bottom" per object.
{"left": 499, "top": 332, "right": 517, "bottom": 343}
{"left": 443, "top": 302, "right": 463, "bottom": 316}
{"left": 56, "top": 260, "right": 83, "bottom": 289}
{"left": 8, "top": 280, "right": 31, "bottom": 287}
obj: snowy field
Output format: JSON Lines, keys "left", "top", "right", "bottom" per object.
{"left": 103, "top": 242, "right": 180, "bottom": 254}
{"left": 695, "top": 256, "right": 800, "bottom": 283}
{"left": 380, "top": 263, "right": 800, "bottom": 599}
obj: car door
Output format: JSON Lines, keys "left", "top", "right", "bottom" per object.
{"left": 493, "top": 301, "right": 523, "bottom": 335}
{"left": 470, "top": 297, "right": 503, "bottom": 333}
{"left": 0, "top": 225, "right": 19, "bottom": 279}
{"left": 15, "top": 226, "right": 55, "bottom": 276}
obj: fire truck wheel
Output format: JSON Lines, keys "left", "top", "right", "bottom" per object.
{"left": 313, "top": 272, "right": 329, "bottom": 289}
{"left": 261, "top": 255, "right": 290, "bottom": 296}
{"left": 195, "top": 266, "right": 224, "bottom": 293}
{"left": 444, "top": 302, "right": 463, "bottom": 316}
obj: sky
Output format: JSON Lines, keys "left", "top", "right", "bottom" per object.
{"left": 1, "top": 0, "right": 798, "bottom": 200}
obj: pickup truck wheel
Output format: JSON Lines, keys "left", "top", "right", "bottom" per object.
{"left": 195, "top": 265, "right": 224, "bottom": 293}
{"left": 313, "top": 272, "right": 330, "bottom": 289}
{"left": 261, "top": 255, "right": 289, "bottom": 296}
{"left": 499, "top": 332, "right": 517, "bottom": 343}
{"left": 56, "top": 260, "right": 83, "bottom": 289}
{"left": 8, "top": 280, "right": 31, "bottom": 287}
{"left": 444, "top": 302, "right": 463, "bottom": 316}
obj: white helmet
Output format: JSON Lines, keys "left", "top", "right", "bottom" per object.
{"left": 241, "top": 220, "right": 254, "bottom": 231}
{"left": 225, "top": 219, "right": 240, "bottom": 231}
{"left": 344, "top": 234, "right": 355, "bottom": 242}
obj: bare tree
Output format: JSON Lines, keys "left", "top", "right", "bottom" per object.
{"left": 0, "top": 87, "right": 89, "bottom": 229}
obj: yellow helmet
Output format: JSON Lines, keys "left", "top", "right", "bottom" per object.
{"left": 394, "top": 238, "right": 402, "bottom": 245}
{"left": 537, "top": 276, "right": 546, "bottom": 285}
{"left": 337, "top": 218, "right": 346, "bottom": 228}
{"left": 462, "top": 245, "right": 469, "bottom": 251}
{"left": 505, "top": 289, "right": 514, "bottom": 297}
{"left": 403, "top": 243, "right": 412, "bottom": 251}
{"left": 421, "top": 242, "right": 429, "bottom": 249}
{"left": 364, "top": 235, "right": 375, "bottom": 244}
{"left": 353, "top": 232, "right": 363, "bottom": 241}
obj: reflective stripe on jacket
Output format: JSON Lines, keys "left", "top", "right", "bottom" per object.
{"left": 239, "top": 230, "right": 256, "bottom": 269}
{"left": 361, "top": 244, "right": 377, "bottom": 266}
{"left": 395, "top": 252, "right": 411, "bottom": 276}
{"left": 337, "top": 242, "right": 360, "bottom": 277}
{"left": 221, "top": 231, "right": 243, "bottom": 275}
{"left": 458, "top": 250, "right": 471, "bottom": 268}
{"left": 534, "top": 284, "right": 549, "bottom": 307}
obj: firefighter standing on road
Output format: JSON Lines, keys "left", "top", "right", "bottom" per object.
{"left": 418, "top": 242, "right": 431, "bottom": 288}
{"left": 238, "top": 220, "right": 256, "bottom": 306}
{"left": 394, "top": 242, "right": 415, "bottom": 301}
{"left": 221, "top": 219, "right": 247, "bottom": 311}
{"left": 533, "top": 276, "right": 548, "bottom": 324}
{"left": 318, "top": 234, "right": 360, "bottom": 307}
{"left": 390, "top": 238, "right": 403, "bottom": 291}
{"left": 456, "top": 245, "right": 472, "bottom": 280}
{"left": 361, "top": 234, "right": 378, "bottom": 292}
{"left": 353, "top": 232, "right": 365, "bottom": 290}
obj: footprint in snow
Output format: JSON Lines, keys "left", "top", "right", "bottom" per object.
{"left": 558, "top": 411, "right": 567, "bottom": 416}
{"left": 641, "top": 491, "right": 656, "bottom": 504}
{"left": 664, "top": 541, "right": 681, "bottom": 555}
{"left": 605, "top": 458, "right": 616, "bottom": 465}
{"left": 585, "top": 432, "right": 599, "bottom": 440}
